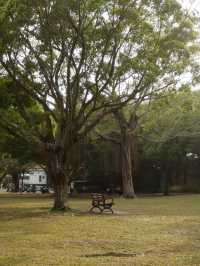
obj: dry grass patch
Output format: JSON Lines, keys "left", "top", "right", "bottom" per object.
{"left": 0, "top": 193, "right": 200, "bottom": 265}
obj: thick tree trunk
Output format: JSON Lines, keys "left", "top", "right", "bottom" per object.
{"left": 114, "top": 110, "right": 137, "bottom": 198}
{"left": 46, "top": 153, "right": 70, "bottom": 211}
{"left": 53, "top": 179, "right": 67, "bottom": 210}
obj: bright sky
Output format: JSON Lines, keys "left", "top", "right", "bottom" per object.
{"left": 180, "top": 0, "right": 200, "bottom": 12}
{"left": 178, "top": 1, "right": 200, "bottom": 90}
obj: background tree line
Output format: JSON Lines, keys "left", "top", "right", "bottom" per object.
{"left": 2, "top": 87, "right": 200, "bottom": 196}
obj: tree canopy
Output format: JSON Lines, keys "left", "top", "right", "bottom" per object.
{"left": 0, "top": 0, "right": 199, "bottom": 209}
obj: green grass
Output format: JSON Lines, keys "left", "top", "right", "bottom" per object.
{"left": 1, "top": 193, "right": 200, "bottom": 266}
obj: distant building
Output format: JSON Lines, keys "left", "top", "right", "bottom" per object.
{"left": 20, "top": 165, "right": 48, "bottom": 191}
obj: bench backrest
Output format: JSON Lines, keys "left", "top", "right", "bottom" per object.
{"left": 91, "top": 193, "right": 105, "bottom": 204}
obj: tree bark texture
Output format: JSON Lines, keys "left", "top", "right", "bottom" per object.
{"left": 53, "top": 179, "right": 67, "bottom": 210}
{"left": 45, "top": 151, "right": 70, "bottom": 211}
{"left": 114, "top": 110, "right": 137, "bottom": 198}
{"left": 121, "top": 133, "right": 136, "bottom": 198}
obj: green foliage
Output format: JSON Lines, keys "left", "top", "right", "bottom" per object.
{"left": 139, "top": 88, "right": 200, "bottom": 164}
{"left": 0, "top": 0, "right": 199, "bottom": 193}
{"left": 0, "top": 78, "right": 44, "bottom": 179}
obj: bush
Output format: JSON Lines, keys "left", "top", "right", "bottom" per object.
{"left": 170, "top": 184, "right": 200, "bottom": 193}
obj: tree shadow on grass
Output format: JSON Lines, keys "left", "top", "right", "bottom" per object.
{"left": 83, "top": 252, "right": 137, "bottom": 258}
{"left": 0, "top": 206, "right": 51, "bottom": 221}
{"left": 0, "top": 193, "right": 53, "bottom": 200}
{"left": 0, "top": 206, "right": 118, "bottom": 222}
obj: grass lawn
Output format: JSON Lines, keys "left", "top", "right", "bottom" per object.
{"left": 0, "top": 193, "right": 200, "bottom": 266}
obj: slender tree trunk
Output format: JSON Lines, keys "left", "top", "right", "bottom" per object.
{"left": 163, "top": 176, "right": 169, "bottom": 196}
{"left": 183, "top": 158, "right": 187, "bottom": 186}
{"left": 163, "top": 167, "right": 170, "bottom": 196}
{"left": 12, "top": 172, "right": 19, "bottom": 192}
{"left": 121, "top": 133, "right": 136, "bottom": 198}
{"left": 21, "top": 174, "right": 24, "bottom": 193}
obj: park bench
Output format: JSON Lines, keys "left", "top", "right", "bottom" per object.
{"left": 89, "top": 193, "right": 114, "bottom": 213}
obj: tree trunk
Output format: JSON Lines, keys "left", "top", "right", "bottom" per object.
{"left": 114, "top": 110, "right": 137, "bottom": 198}
{"left": 163, "top": 176, "right": 169, "bottom": 196}
{"left": 53, "top": 179, "right": 67, "bottom": 210}
{"left": 46, "top": 153, "right": 70, "bottom": 211}
{"left": 12, "top": 172, "right": 19, "bottom": 192}
{"left": 182, "top": 157, "right": 187, "bottom": 186}
{"left": 163, "top": 167, "right": 170, "bottom": 196}
{"left": 121, "top": 133, "right": 136, "bottom": 198}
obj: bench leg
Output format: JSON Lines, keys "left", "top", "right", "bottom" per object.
{"left": 89, "top": 206, "right": 102, "bottom": 213}
{"left": 89, "top": 207, "right": 94, "bottom": 213}
{"left": 102, "top": 207, "right": 114, "bottom": 214}
{"left": 109, "top": 208, "right": 114, "bottom": 214}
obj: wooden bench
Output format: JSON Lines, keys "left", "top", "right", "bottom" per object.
{"left": 89, "top": 193, "right": 114, "bottom": 213}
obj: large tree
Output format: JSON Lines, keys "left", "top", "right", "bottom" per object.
{"left": 96, "top": 1, "right": 199, "bottom": 198}
{"left": 0, "top": 0, "right": 198, "bottom": 209}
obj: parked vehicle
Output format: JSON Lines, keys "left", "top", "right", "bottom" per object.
{"left": 41, "top": 186, "right": 49, "bottom": 194}
{"left": 22, "top": 184, "right": 49, "bottom": 193}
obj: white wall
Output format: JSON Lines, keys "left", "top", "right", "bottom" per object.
{"left": 22, "top": 169, "right": 47, "bottom": 185}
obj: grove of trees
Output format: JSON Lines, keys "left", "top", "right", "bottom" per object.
{"left": 0, "top": 0, "right": 200, "bottom": 210}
